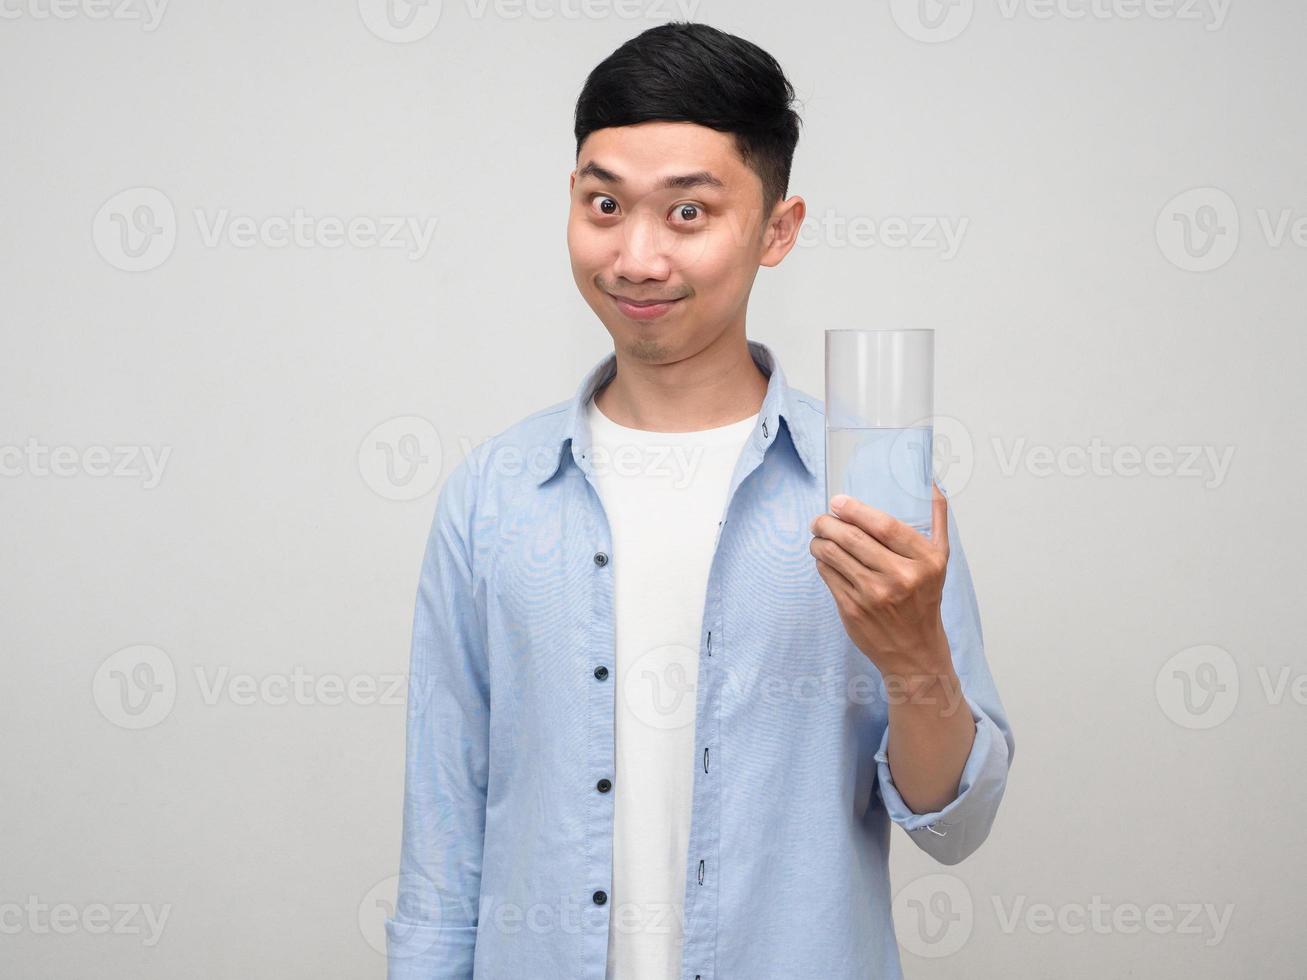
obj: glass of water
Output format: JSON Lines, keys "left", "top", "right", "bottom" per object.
{"left": 824, "top": 329, "right": 935, "bottom": 533}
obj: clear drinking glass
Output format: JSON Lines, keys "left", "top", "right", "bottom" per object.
{"left": 824, "top": 329, "right": 935, "bottom": 532}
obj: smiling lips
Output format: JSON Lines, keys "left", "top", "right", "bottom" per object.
{"left": 609, "top": 292, "right": 684, "bottom": 320}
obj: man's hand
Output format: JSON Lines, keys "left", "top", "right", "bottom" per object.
{"left": 809, "top": 482, "right": 952, "bottom": 684}
{"left": 811, "top": 483, "right": 978, "bottom": 816}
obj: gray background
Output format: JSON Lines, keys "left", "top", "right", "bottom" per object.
{"left": 2, "top": 1, "right": 1303, "bottom": 977}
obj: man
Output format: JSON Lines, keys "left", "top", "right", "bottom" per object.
{"left": 386, "top": 21, "right": 1014, "bottom": 980}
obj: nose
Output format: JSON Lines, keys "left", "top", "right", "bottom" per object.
{"left": 612, "top": 211, "right": 672, "bottom": 284}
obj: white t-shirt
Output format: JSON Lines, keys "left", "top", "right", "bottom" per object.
{"left": 585, "top": 392, "right": 759, "bottom": 980}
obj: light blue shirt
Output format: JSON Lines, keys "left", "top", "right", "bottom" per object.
{"left": 386, "top": 339, "right": 1015, "bottom": 979}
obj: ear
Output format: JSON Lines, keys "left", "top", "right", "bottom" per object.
{"left": 760, "top": 195, "right": 806, "bottom": 268}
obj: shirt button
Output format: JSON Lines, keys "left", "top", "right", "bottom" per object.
{"left": 597, "top": 778, "right": 612, "bottom": 793}
{"left": 594, "top": 665, "right": 609, "bottom": 681}
{"left": 593, "top": 890, "right": 607, "bottom": 905}
{"left": 593, "top": 551, "right": 609, "bottom": 567}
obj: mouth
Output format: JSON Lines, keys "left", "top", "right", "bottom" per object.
{"left": 608, "top": 292, "right": 684, "bottom": 321}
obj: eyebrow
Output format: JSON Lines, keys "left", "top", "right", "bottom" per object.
{"left": 577, "top": 160, "right": 726, "bottom": 192}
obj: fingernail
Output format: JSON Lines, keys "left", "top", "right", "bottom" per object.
{"left": 830, "top": 494, "right": 848, "bottom": 513}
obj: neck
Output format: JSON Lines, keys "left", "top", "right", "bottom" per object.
{"left": 594, "top": 330, "right": 769, "bottom": 433}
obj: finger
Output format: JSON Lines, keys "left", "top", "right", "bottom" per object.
{"left": 814, "top": 551, "right": 857, "bottom": 607}
{"left": 930, "top": 481, "right": 950, "bottom": 553}
{"left": 829, "top": 494, "right": 930, "bottom": 560}
{"left": 811, "top": 536, "right": 875, "bottom": 594}
{"left": 812, "top": 511, "right": 900, "bottom": 574}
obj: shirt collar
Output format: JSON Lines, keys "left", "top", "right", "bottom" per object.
{"left": 534, "top": 338, "right": 819, "bottom": 487}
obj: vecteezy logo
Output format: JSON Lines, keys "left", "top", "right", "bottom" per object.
{"left": 622, "top": 642, "right": 698, "bottom": 732}
{"left": 1155, "top": 643, "right": 1239, "bottom": 729}
{"left": 890, "top": 0, "right": 975, "bottom": 43}
{"left": 1155, "top": 187, "right": 1240, "bottom": 272}
{"left": 887, "top": 413, "right": 977, "bottom": 510}
{"left": 359, "top": 874, "right": 441, "bottom": 958}
{"left": 92, "top": 644, "right": 178, "bottom": 729}
{"left": 357, "top": 416, "right": 443, "bottom": 501}
{"left": 358, "top": 0, "right": 443, "bottom": 42}
{"left": 893, "top": 872, "right": 973, "bottom": 958}
{"left": 930, "top": 414, "right": 975, "bottom": 497}
{"left": 93, "top": 187, "right": 177, "bottom": 272}
{"left": 888, "top": 423, "right": 935, "bottom": 516}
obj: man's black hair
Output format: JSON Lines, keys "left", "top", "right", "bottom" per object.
{"left": 573, "top": 21, "right": 803, "bottom": 218}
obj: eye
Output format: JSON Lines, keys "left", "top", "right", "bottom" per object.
{"left": 671, "top": 203, "right": 703, "bottom": 225}
{"left": 589, "top": 195, "right": 619, "bottom": 217}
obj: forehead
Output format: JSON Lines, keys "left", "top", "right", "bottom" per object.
{"left": 576, "top": 121, "right": 754, "bottom": 195}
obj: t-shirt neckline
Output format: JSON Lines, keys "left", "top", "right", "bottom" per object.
{"left": 586, "top": 395, "right": 759, "bottom": 444}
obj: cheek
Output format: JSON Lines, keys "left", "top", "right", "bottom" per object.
{"left": 676, "top": 230, "right": 751, "bottom": 295}
{"left": 567, "top": 216, "right": 612, "bottom": 272}
{"left": 564, "top": 211, "right": 584, "bottom": 255}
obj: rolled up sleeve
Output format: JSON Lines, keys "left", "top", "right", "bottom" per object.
{"left": 873, "top": 483, "right": 1015, "bottom": 865}
{"left": 387, "top": 456, "right": 490, "bottom": 979}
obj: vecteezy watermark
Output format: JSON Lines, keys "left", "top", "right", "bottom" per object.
{"left": 93, "top": 187, "right": 439, "bottom": 271}
{"left": 357, "top": 0, "right": 704, "bottom": 43}
{"left": 93, "top": 645, "right": 414, "bottom": 729}
{"left": 993, "top": 895, "right": 1234, "bottom": 946}
{"left": 92, "top": 644, "right": 178, "bottom": 730}
{"left": 0, "top": 439, "right": 172, "bottom": 489}
{"left": 795, "top": 210, "right": 970, "bottom": 260}
{"left": 1255, "top": 665, "right": 1307, "bottom": 707}
{"left": 1157, "top": 643, "right": 1237, "bottom": 729}
{"left": 930, "top": 415, "right": 976, "bottom": 498}
{"left": 1156, "top": 186, "right": 1307, "bottom": 271}
{"left": 0, "top": 0, "right": 170, "bottom": 30}
{"left": 617, "top": 653, "right": 974, "bottom": 734}
{"left": 894, "top": 872, "right": 1234, "bottom": 958}
{"left": 93, "top": 187, "right": 176, "bottom": 272}
{"left": 444, "top": 433, "right": 721, "bottom": 491}
{"left": 1155, "top": 187, "right": 1238, "bottom": 271}
{"left": 357, "top": 0, "right": 444, "bottom": 41}
{"left": 622, "top": 642, "right": 698, "bottom": 732}
{"left": 0, "top": 896, "right": 173, "bottom": 946}
{"left": 191, "top": 208, "right": 438, "bottom": 260}
{"left": 890, "top": 0, "right": 1229, "bottom": 43}
{"left": 360, "top": 874, "right": 442, "bottom": 958}
{"left": 362, "top": 876, "right": 681, "bottom": 949}
{"left": 393, "top": 416, "right": 1231, "bottom": 510}
{"left": 358, "top": 416, "right": 444, "bottom": 501}
{"left": 581, "top": 441, "right": 707, "bottom": 489}
{"left": 1157, "top": 643, "right": 1307, "bottom": 729}
{"left": 866, "top": 413, "right": 976, "bottom": 503}
{"left": 192, "top": 665, "right": 408, "bottom": 708}
{"left": 720, "top": 663, "right": 972, "bottom": 718}
{"left": 992, "top": 436, "right": 1236, "bottom": 489}
{"left": 478, "top": 893, "right": 682, "bottom": 938}
{"left": 849, "top": 417, "right": 1233, "bottom": 500}
{"left": 462, "top": 0, "right": 704, "bottom": 22}
{"left": 893, "top": 872, "right": 974, "bottom": 958}
{"left": 444, "top": 416, "right": 974, "bottom": 499}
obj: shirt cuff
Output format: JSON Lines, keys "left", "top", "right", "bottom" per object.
{"left": 385, "top": 917, "right": 477, "bottom": 980}
{"left": 873, "top": 691, "right": 1009, "bottom": 860}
